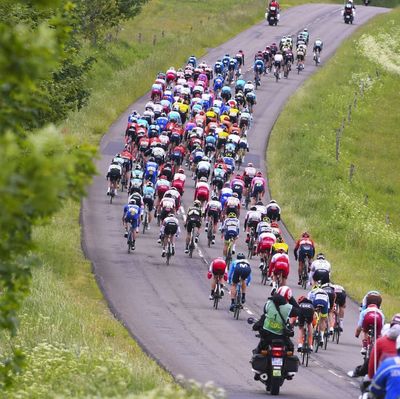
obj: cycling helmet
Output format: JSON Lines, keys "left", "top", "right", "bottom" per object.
{"left": 262, "top": 216, "right": 270, "bottom": 222}
{"left": 170, "top": 187, "right": 178, "bottom": 192}
{"left": 302, "top": 231, "right": 310, "bottom": 238}
{"left": 193, "top": 200, "right": 201, "bottom": 208}
{"left": 390, "top": 313, "right": 400, "bottom": 327}
{"left": 247, "top": 80, "right": 252, "bottom": 84}
{"left": 160, "top": 175, "right": 167, "bottom": 180}
{"left": 270, "top": 221, "right": 279, "bottom": 228}
{"left": 297, "top": 295, "right": 307, "bottom": 304}
{"left": 202, "top": 156, "right": 209, "bottom": 161}
{"left": 303, "top": 28, "right": 308, "bottom": 32}
{"left": 247, "top": 162, "right": 253, "bottom": 167}
{"left": 256, "top": 201, "right": 264, "bottom": 206}
{"left": 164, "top": 193, "right": 172, "bottom": 198}
{"left": 135, "top": 164, "right": 141, "bottom": 170}
{"left": 199, "top": 176, "right": 208, "bottom": 182}
{"left": 146, "top": 182, "right": 153, "bottom": 187}
{"left": 250, "top": 206, "right": 257, "bottom": 211}
{"left": 237, "top": 253, "right": 246, "bottom": 260}
{"left": 168, "top": 212, "right": 175, "bottom": 217}
{"left": 228, "top": 212, "right": 236, "bottom": 218}
{"left": 269, "top": 199, "right": 277, "bottom": 204}
{"left": 211, "top": 195, "right": 219, "bottom": 201}
{"left": 316, "top": 253, "right": 325, "bottom": 260}
{"left": 256, "top": 171, "right": 263, "bottom": 177}
{"left": 232, "top": 192, "right": 238, "bottom": 198}
{"left": 149, "top": 157, "right": 155, "bottom": 162}
{"left": 277, "top": 286, "right": 293, "bottom": 302}
{"left": 128, "top": 199, "right": 136, "bottom": 204}
{"left": 178, "top": 168, "right": 185, "bottom": 173}
{"left": 116, "top": 153, "right": 121, "bottom": 157}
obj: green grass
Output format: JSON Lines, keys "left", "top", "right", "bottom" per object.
{"left": 268, "top": 8, "right": 400, "bottom": 317}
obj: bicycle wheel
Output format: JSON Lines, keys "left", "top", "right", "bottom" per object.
{"left": 188, "top": 231, "right": 195, "bottom": 258}
{"left": 142, "top": 210, "right": 148, "bottom": 234}
{"left": 313, "top": 330, "right": 320, "bottom": 353}
{"left": 207, "top": 220, "right": 213, "bottom": 247}
{"left": 234, "top": 292, "right": 241, "bottom": 320}
{"left": 213, "top": 283, "right": 220, "bottom": 310}
{"left": 109, "top": 189, "right": 114, "bottom": 204}
{"left": 324, "top": 331, "right": 328, "bottom": 350}
{"left": 127, "top": 230, "right": 132, "bottom": 254}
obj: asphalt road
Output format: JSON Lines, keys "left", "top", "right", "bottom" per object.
{"left": 82, "top": 4, "right": 389, "bottom": 398}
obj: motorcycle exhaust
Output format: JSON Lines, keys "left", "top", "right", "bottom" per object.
{"left": 260, "top": 373, "right": 269, "bottom": 382}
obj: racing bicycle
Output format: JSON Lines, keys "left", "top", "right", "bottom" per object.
{"left": 233, "top": 283, "right": 243, "bottom": 320}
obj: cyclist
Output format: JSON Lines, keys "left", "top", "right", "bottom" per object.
{"left": 155, "top": 175, "right": 171, "bottom": 207}
{"left": 144, "top": 157, "right": 159, "bottom": 184}
{"left": 235, "top": 50, "right": 245, "bottom": 69}
{"left": 207, "top": 258, "right": 228, "bottom": 300}
{"left": 243, "top": 80, "right": 255, "bottom": 95}
{"left": 270, "top": 221, "right": 281, "bottom": 238}
{"left": 356, "top": 291, "right": 384, "bottom": 355}
{"left": 333, "top": 284, "right": 346, "bottom": 331}
{"left": 244, "top": 206, "right": 262, "bottom": 242}
{"left": 204, "top": 196, "right": 222, "bottom": 244}
{"left": 230, "top": 174, "right": 245, "bottom": 201}
{"left": 297, "top": 295, "right": 315, "bottom": 353}
{"left": 221, "top": 212, "right": 240, "bottom": 257}
{"left": 242, "top": 162, "right": 257, "bottom": 196}
{"left": 160, "top": 213, "right": 180, "bottom": 257}
{"left": 309, "top": 253, "right": 331, "bottom": 285}
{"left": 250, "top": 171, "right": 266, "bottom": 203}
{"left": 106, "top": 159, "right": 122, "bottom": 196}
{"left": 313, "top": 38, "right": 323, "bottom": 62}
{"left": 271, "top": 235, "right": 289, "bottom": 256}
{"left": 253, "top": 58, "right": 265, "bottom": 85}
{"left": 223, "top": 192, "right": 241, "bottom": 218}
{"left": 256, "top": 215, "right": 271, "bottom": 238}
{"left": 266, "top": 199, "right": 281, "bottom": 221}
{"left": 369, "top": 335, "right": 400, "bottom": 399}
{"left": 212, "top": 164, "right": 227, "bottom": 193}
{"left": 367, "top": 314, "right": 400, "bottom": 379}
{"left": 321, "top": 282, "right": 336, "bottom": 335}
{"left": 196, "top": 156, "right": 211, "bottom": 181}
{"left": 268, "top": 247, "right": 290, "bottom": 289}
{"left": 256, "top": 226, "right": 276, "bottom": 270}
{"left": 228, "top": 253, "right": 252, "bottom": 311}
{"left": 252, "top": 287, "right": 296, "bottom": 358}
{"left": 171, "top": 167, "right": 186, "bottom": 195}
{"left": 184, "top": 200, "right": 203, "bottom": 253}
{"left": 308, "top": 284, "right": 330, "bottom": 346}
{"left": 122, "top": 199, "right": 141, "bottom": 250}
{"left": 142, "top": 182, "right": 155, "bottom": 227}
{"left": 296, "top": 43, "right": 307, "bottom": 70}
{"left": 294, "top": 231, "right": 315, "bottom": 285}
{"left": 273, "top": 51, "right": 284, "bottom": 78}
{"left": 194, "top": 176, "right": 210, "bottom": 207}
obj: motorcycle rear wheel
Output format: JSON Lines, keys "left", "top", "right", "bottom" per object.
{"left": 270, "top": 377, "right": 281, "bottom": 395}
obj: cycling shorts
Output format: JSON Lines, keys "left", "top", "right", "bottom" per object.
{"left": 232, "top": 184, "right": 243, "bottom": 197}
{"left": 232, "top": 264, "right": 251, "bottom": 284}
{"left": 297, "top": 54, "right": 304, "bottom": 61}
{"left": 217, "top": 138, "right": 227, "bottom": 150}
{"left": 298, "top": 305, "right": 315, "bottom": 327}
{"left": 272, "top": 262, "right": 289, "bottom": 279}
{"left": 258, "top": 239, "right": 274, "bottom": 253}
{"left": 274, "top": 61, "right": 281, "bottom": 67}
{"left": 196, "top": 188, "right": 209, "bottom": 202}
{"left": 186, "top": 217, "right": 201, "bottom": 233}
{"left": 299, "top": 246, "right": 314, "bottom": 262}
{"left": 125, "top": 217, "right": 139, "bottom": 229}
{"left": 213, "top": 177, "right": 225, "bottom": 190}
{"left": 207, "top": 209, "right": 220, "bottom": 223}
{"left": 164, "top": 222, "right": 178, "bottom": 236}
{"left": 143, "top": 197, "right": 154, "bottom": 212}
{"left": 197, "top": 169, "right": 210, "bottom": 179}
{"left": 251, "top": 184, "right": 264, "bottom": 196}
{"left": 225, "top": 206, "right": 238, "bottom": 217}
{"left": 266, "top": 208, "right": 280, "bottom": 221}
{"left": 224, "top": 230, "right": 238, "bottom": 242}
{"left": 335, "top": 291, "right": 347, "bottom": 307}
{"left": 172, "top": 180, "right": 184, "bottom": 194}
{"left": 247, "top": 219, "right": 259, "bottom": 230}
{"left": 313, "top": 299, "right": 329, "bottom": 317}
{"left": 312, "top": 269, "right": 330, "bottom": 285}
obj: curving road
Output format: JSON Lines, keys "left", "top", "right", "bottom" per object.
{"left": 82, "top": 4, "right": 388, "bottom": 398}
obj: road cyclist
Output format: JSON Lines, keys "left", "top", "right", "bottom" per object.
{"left": 228, "top": 253, "right": 252, "bottom": 313}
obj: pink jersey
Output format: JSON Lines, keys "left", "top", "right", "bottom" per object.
{"left": 251, "top": 176, "right": 266, "bottom": 190}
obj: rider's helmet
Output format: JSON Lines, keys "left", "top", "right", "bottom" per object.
{"left": 250, "top": 206, "right": 257, "bottom": 211}
{"left": 128, "top": 198, "right": 136, "bottom": 204}
{"left": 269, "top": 199, "right": 277, "bottom": 204}
{"left": 270, "top": 221, "right": 279, "bottom": 228}
{"left": 211, "top": 195, "right": 219, "bottom": 201}
{"left": 302, "top": 231, "right": 310, "bottom": 238}
{"left": 247, "top": 80, "right": 253, "bottom": 84}
{"left": 193, "top": 200, "right": 202, "bottom": 208}
{"left": 262, "top": 216, "right": 270, "bottom": 222}
{"left": 160, "top": 175, "right": 168, "bottom": 180}
{"left": 202, "top": 156, "right": 209, "bottom": 162}
{"left": 135, "top": 164, "right": 142, "bottom": 170}
{"left": 146, "top": 182, "right": 153, "bottom": 187}
{"left": 178, "top": 168, "right": 185, "bottom": 174}
{"left": 199, "top": 176, "right": 208, "bottom": 182}
{"left": 366, "top": 291, "right": 382, "bottom": 308}
{"left": 277, "top": 286, "right": 293, "bottom": 302}
{"left": 168, "top": 213, "right": 175, "bottom": 217}
{"left": 247, "top": 162, "right": 253, "bottom": 167}
{"left": 228, "top": 212, "right": 237, "bottom": 218}
{"left": 303, "top": 28, "right": 308, "bottom": 32}
{"left": 170, "top": 187, "right": 178, "bottom": 192}
{"left": 316, "top": 253, "right": 325, "bottom": 260}
{"left": 149, "top": 157, "right": 155, "bottom": 162}
{"left": 256, "top": 171, "right": 263, "bottom": 177}
{"left": 256, "top": 201, "right": 264, "bottom": 206}
{"left": 297, "top": 295, "right": 308, "bottom": 304}
{"left": 232, "top": 192, "right": 239, "bottom": 198}
{"left": 237, "top": 253, "right": 246, "bottom": 260}
{"left": 390, "top": 313, "right": 400, "bottom": 327}
{"left": 164, "top": 193, "right": 172, "bottom": 198}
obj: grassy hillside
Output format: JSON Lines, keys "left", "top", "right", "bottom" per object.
{"left": 268, "top": 8, "right": 400, "bottom": 316}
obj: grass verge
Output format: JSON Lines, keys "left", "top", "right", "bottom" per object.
{"left": 268, "top": 8, "right": 400, "bottom": 316}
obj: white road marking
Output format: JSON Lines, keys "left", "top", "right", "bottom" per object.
{"left": 328, "top": 369, "right": 343, "bottom": 378}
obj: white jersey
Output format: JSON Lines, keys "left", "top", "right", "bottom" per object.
{"left": 255, "top": 204, "right": 267, "bottom": 215}
{"left": 274, "top": 54, "right": 283, "bottom": 63}
{"left": 197, "top": 161, "right": 210, "bottom": 172}
{"left": 152, "top": 147, "right": 165, "bottom": 158}
{"left": 160, "top": 197, "right": 175, "bottom": 211}
{"left": 153, "top": 103, "right": 163, "bottom": 114}
{"left": 244, "top": 83, "right": 255, "bottom": 92}
{"left": 206, "top": 200, "right": 222, "bottom": 212}
{"left": 244, "top": 166, "right": 257, "bottom": 178}
{"left": 220, "top": 187, "right": 233, "bottom": 196}
{"left": 173, "top": 172, "right": 186, "bottom": 182}
{"left": 226, "top": 196, "right": 240, "bottom": 208}
{"left": 258, "top": 232, "right": 277, "bottom": 243}
{"left": 108, "top": 164, "right": 122, "bottom": 174}
{"left": 310, "top": 259, "right": 331, "bottom": 273}
{"left": 246, "top": 210, "right": 262, "bottom": 223}
{"left": 256, "top": 221, "right": 271, "bottom": 236}
{"left": 228, "top": 134, "right": 240, "bottom": 144}
{"left": 164, "top": 189, "right": 181, "bottom": 203}
{"left": 196, "top": 181, "right": 210, "bottom": 190}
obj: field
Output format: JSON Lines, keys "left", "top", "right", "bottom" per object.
{"left": 268, "top": 8, "right": 400, "bottom": 316}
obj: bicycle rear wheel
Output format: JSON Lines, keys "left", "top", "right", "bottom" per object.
{"left": 213, "top": 283, "right": 220, "bottom": 310}
{"left": 166, "top": 241, "right": 171, "bottom": 265}
{"left": 188, "top": 231, "right": 195, "bottom": 258}
{"left": 142, "top": 211, "right": 148, "bottom": 234}
{"left": 313, "top": 330, "right": 320, "bottom": 353}
{"left": 207, "top": 220, "right": 213, "bottom": 247}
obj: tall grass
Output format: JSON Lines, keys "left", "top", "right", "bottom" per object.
{"left": 268, "top": 8, "right": 400, "bottom": 316}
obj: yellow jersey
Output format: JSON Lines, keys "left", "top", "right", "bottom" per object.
{"left": 272, "top": 242, "right": 289, "bottom": 254}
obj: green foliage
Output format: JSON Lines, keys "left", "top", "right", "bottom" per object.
{"left": 268, "top": 9, "right": 400, "bottom": 315}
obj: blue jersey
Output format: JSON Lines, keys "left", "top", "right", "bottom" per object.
{"left": 228, "top": 260, "right": 252, "bottom": 285}
{"left": 123, "top": 204, "right": 141, "bottom": 223}
{"left": 254, "top": 60, "right": 265, "bottom": 72}
{"left": 222, "top": 156, "right": 235, "bottom": 170}
{"left": 214, "top": 62, "right": 224, "bottom": 75}
{"left": 225, "top": 142, "right": 236, "bottom": 154}
{"left": 156, "top": 117, "right": 168, "bottom": 131}
{"left": 144, "top": 161, "right": 158, "bottom": 183}
{"left": 370, "top": 356, "right": 400, "bottom": 399}
{"left": 213, "top": 76, "right": 224, "bottom": 91}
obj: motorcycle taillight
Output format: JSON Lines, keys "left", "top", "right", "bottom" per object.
{"left": 271, "top": 346, "right": 284, "bottom": 357}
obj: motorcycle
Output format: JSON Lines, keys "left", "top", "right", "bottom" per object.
{"left": 265, "top": 7, "right": 279, "bottom": 26}
{"left": 343, "top": 6, "right": 354, "bottom": 24}
{"left": 248, "top": 318, "right": 299, "bottom": 395}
